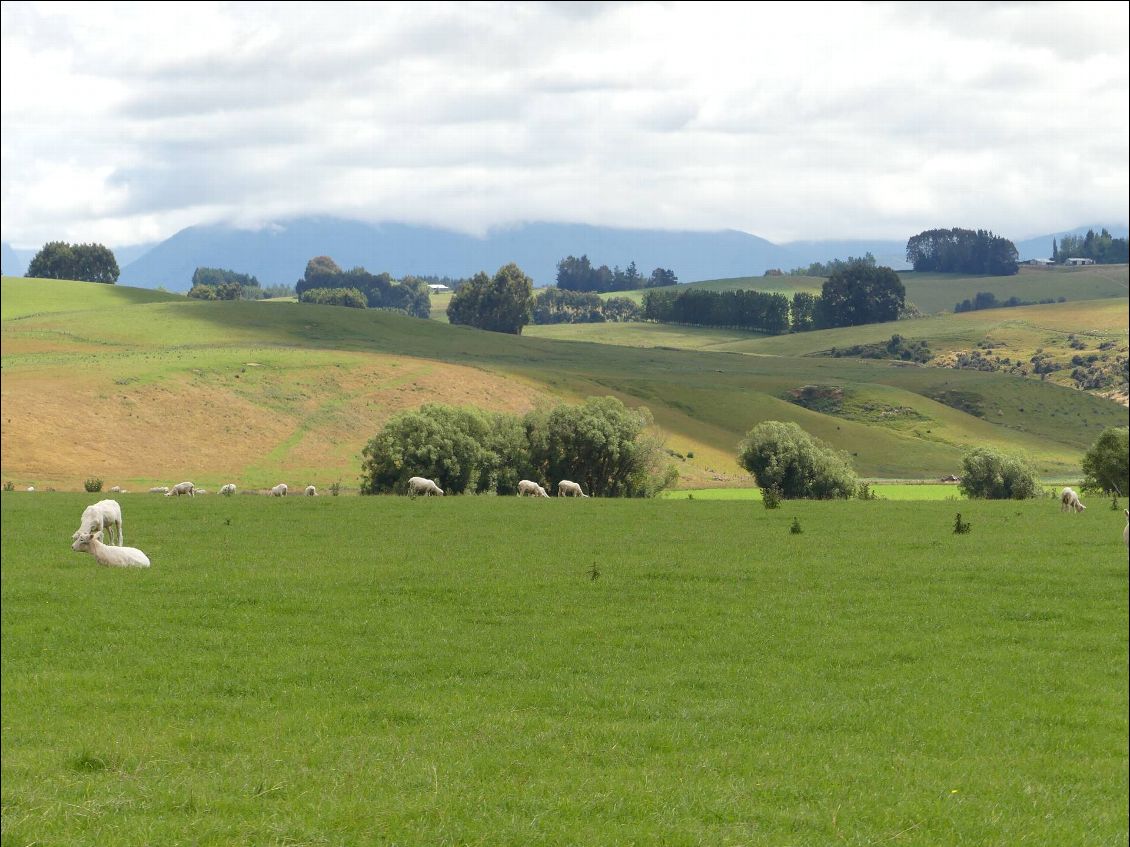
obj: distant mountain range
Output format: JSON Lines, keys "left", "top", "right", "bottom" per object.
{"left": 3, "top": 220, "right": 1126, "bottom": 291}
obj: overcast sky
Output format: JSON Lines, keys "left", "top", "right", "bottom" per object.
{"left": 2, "top": 1, "right": 1127, "bottom": 248}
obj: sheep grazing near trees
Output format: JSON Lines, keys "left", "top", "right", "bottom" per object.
{"left": 408, "top": 477, "right": 444, "bottom": 496}
{"left": 72, "top": 499, "right": 124, "bottom": 547}
{"left": 165, "top": 481, "right": 195, "bottom": 497}
{"left": 71, "top": 530, "right": 150, "bottom": 568}
{"left": 270, "top": 483, "right": 288, "bottom": 497}
{"left": 1060, "top": 487, "right": 1086, "bottom": 513}
{"left": 518, "top": 480, "right": 550, "bottom": 497}
{"left": 305, "top": 485, "right": 317, "bottom": 496}
{"left": 557, "top": 480, "right": 589, "bottom": 498}
{"left": 219, "top": 484, "right": 236, "bottom": 496}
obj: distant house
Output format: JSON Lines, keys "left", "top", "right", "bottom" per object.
{"left": 427, "top": 284, "right": 451, "bottom": 293}
{"left": 1024, "top": 258, "right": 1054, "bottom": 266}
{"left": 1064, "top": 257, "right": 1095, "bottom": 266}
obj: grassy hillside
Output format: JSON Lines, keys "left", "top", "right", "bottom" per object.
{"left": 3, "top": 276, "right": 1126, "bottom": 490}
{"left": 528, "top": 297, "right": 1129, "bottom": 402}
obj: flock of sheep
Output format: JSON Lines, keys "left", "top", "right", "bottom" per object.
{"left": 65, "top": 476, "right": 593, "bottom": 569}
{"left": 60, "top": 483, "right": 1130, "bottom": 570}
{"left": 408, "top": 476, "right": 589, "bottom": 498}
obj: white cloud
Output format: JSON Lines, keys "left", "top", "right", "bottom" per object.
{"left": 2, "top": 0, "right": 1127, "bottom": 248}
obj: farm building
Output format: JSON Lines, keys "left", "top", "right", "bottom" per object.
{"left": 1064, "top": 257, "right": 1095, "bottom": 266}
{"left": 428, "top": 284, "right": 451, "bottom": 293}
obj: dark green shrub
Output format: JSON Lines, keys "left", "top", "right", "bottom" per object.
{"left": 84, "top": 477, "right": 103, "bottom": 493}
{"left": 958, "top": 448, "right": 1041, "bottom": 500}
{"left": 739, "top": 421, "right": 857, "bottom": 499}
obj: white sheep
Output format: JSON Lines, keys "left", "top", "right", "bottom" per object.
{"left": 219, "top": 483, "right": 236, "bottom": 496}
{"left": 518, "top": 479, "right": 550, "bottom": 497}
{"left": 72, "top": 529, "right": 150, "bottom": 568}
{"left": 72, "top": 499, "right": 123, "bottom": 547}
{"left": 1060, "top": 487, "right": 1085, "bottom": 513}
{"left": 408, "top": 476, "right": 444, "bottom": 496}
{"left": 557, "top": 480, "right": 589, "bottom": 498}
{"left": 165, "top": 481, "right": 195, "bottom": 497}
{"left": 149, "top": 486, "right": 169, "bottom": 494}
{"left": 305, "top": 485, "right": 317, "bottom": 496}
{"left": 26, "top": 486, "right": 35, "bottom": 492}
{"left": 270, "top": 483, "right": 288, "bottom": 497}
{"left": 109, "top": 485, "right": 122, "bottom": 493}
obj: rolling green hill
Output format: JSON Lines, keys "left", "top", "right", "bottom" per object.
{"left": 3, "top": 276, "right": 1126, "bottom": 490}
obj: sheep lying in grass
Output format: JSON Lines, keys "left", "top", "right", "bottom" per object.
{"left": 557, "top": 480, "right": 589, "bottom": 498}
{"left": 408, "top": 477, "right": 444, "bottom": 496}
{"left": 149, "top": 486, "right": 169, "bottom": 494}
{"left": 1060, "top": 487, "right": 1085, "bottom": 513}
{"left": 518, "top": 480, "right": 550, "bottom": 497}
{"left": 72, "top": 499, "right": 123, "bottom": 547}
{"left": 71, "top": 529, "right": 150, "bottom": 568}
{"left": 219, "top": 484, "right": 236, "bottom": 496}
{"left": 270, "top": 483, "right": 288, "bottom": 497}
{"left": 165, "top": 481, "right": 195, "bottom": 497}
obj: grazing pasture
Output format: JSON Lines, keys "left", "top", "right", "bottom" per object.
{"left": 2, "top": 493, "right": 1126, "bottom": 844}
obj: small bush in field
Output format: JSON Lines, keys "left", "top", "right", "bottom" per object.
{"left": 762, "top": 487, "right": 782, "bottom": 509}
{"left": 84, "top": 477, "right": 103, "bottom": 493}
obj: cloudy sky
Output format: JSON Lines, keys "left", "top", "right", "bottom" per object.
{"left": 2, "top": 1, "right": 1127, "bottom": 248}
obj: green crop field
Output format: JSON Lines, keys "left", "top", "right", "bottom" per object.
{"left": 3, "top": 493, "right": 1126, "bottom": 844}
{"left": 3, "top": 277, "right": 1127, "bottom": 490}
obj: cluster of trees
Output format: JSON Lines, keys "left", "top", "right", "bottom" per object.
{"left": 735, "top": 421, "right": 1129, "bottom": 502}
{"left": 556, "top": 255, "right": 678, "bottom": 293}
{"left": 296, "top": 256, "right": 430, "bottom": 318}
{"left": 299, "top": 287, "right": 367, "bottom": 308}
{"left": 785, "top": 253, "right": 877, "bottom": 277}
{"left": 954, "top": 291, "right": 1064, "bottom": 313}
{"left": 905, "top": 228, "right": 1019, "bottom": 276}
{"left": 643, "top": 288, "right": 791, "bottom": 333}
{"left": 447, "top": 263, "right": 535, "bottom": 334}
{"left": 27, "top": 242, "right": 119, "bottom": 284}
{"left": 640, "top": 265, "right": 905, "bottom": 333}
{"left": 531, "top": 288, "right": 642, "bottom": 325}
{"left": 359, "top": 397, "right": 678, "bottom": 497}
{"left": 1052, "top": 229, "right": 1129, "bottom": 264}
{"left": 188, "top": 266, "right": 295, "bottom": 300}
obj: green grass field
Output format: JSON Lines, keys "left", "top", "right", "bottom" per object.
{"left": 3, "top": 493, "right": 1126, "bottom": 844}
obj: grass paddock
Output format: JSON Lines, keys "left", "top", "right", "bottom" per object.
{"left": 2, "top": 493, "right": 1127, "bottom": 844}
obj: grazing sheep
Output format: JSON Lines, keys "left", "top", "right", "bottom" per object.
{"left": 270, "top": 483, "right": 288, "bottom": 497}
{"left": 165, "top": 481, "right": 195, "bottom": 497}
{"left": 219, "top": 483, "right": 236, "bottom": 496}
{"left": 518, "top": 479, "right": 550, "bottom": 497}
{"left": 1060, "top": 487, "right": 1086, "bottom": 513}
{"left": 149, "top": 486, "right": 169, "bottom": 494}
{"left": 408, "top": 476, "right": 444, "bottom": 496}
{"left": 557, "top": 480, "right": 589, "bottom": 498}
{"left": 72, "top": 530, "right": 150, "bottom": 568}
{"left": 109, "top": 485, "right": 122, "bottom": 493}
{"left": 305, "top": 485, "right": 317, "bottom": 496}
{"left": 72, "top": 499, "right": 123, "bottom": 547}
